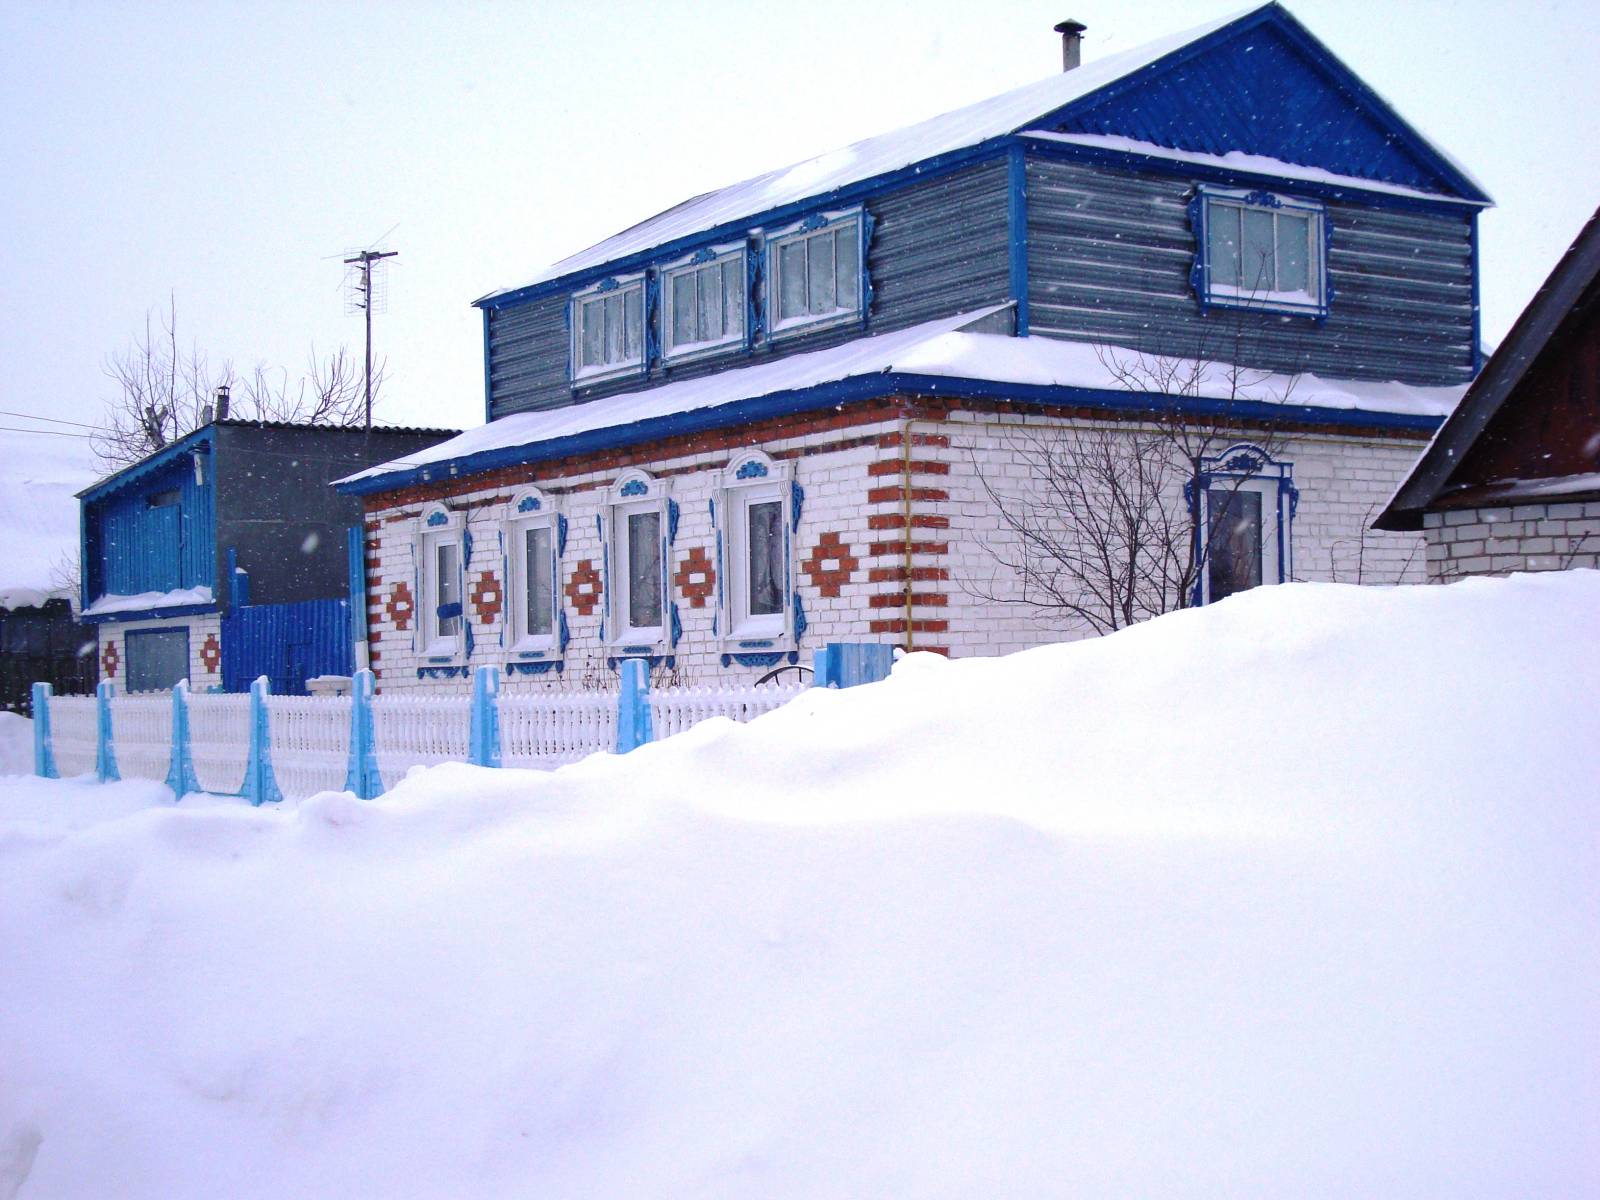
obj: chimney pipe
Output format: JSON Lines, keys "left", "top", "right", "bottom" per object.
{"left": 1054, "top": 19, "right": 1087, "bottom": 71}
{"left": 214, "top": 384, "right": 230, "bottom": 421}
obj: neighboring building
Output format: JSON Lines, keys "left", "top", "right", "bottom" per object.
{"left": 0, "top": 431, "right": 101, "bottom": 714}
{"left": 80, "top": 421, "right": 454, "bottom": 695}
{"left": 1376, "top": 204, "right": 1600, "bottom": 575}
{"left": 339, "top": 3, "right": 1488, "bottom": 691}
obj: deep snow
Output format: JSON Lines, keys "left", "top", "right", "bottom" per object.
{"left": 1, "top": 573, "right": 1596, "bottom": 1198}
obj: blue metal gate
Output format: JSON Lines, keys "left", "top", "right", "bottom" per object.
{"left": 221, "top": 599, "right": 352, "bottom": 695}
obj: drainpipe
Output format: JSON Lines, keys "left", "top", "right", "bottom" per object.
{"left": 901, "top": 415, "right": 915, "bottom": 653}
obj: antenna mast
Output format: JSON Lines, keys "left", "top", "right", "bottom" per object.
{"left": 344, "top": 247, "right": 397, "bottom": 429}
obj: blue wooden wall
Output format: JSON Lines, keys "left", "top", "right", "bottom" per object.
{"left": 221, "top": 598, "right": 352, "bottom": 695}
{"left": 90, "top": 456, "right": 214, "bottom": 598}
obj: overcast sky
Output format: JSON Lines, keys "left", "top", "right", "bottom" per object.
{"left": 2, "top": 0, "right": 1597, "bottom": 439}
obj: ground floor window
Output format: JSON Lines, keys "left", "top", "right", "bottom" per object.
{"left": 718, "top": 450, "right": 795, "bottom": 644}
{"left": 418, "top": 503, "right": 466, "bottom": 659}
{"left": 124, "top": 627, "right": 189, "bottom": 693}
{"left": 606, "top": 470, "right": 671, "bottom": 649}
{"left": 1195, "top": 444, "right": 1296, "bottom": 606}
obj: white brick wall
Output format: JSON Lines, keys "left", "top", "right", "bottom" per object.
{"left": 1422, "top": 501, "right": 1600, "bottom": 579}
{"left": 97, "top": 612, "right": 223, "bottom": 693}
{"left": 361, "top": 404, "right": 1433, "bottom": 690}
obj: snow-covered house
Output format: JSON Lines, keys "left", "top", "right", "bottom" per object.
{"left": 1376, "top": 203, "right": 1600, "bottom": 575}
{"left": 80, "top": 420, "right": 453, "bottom": 695}
{"left": 339, "top": 3, "right": 1487, "bottom": 690}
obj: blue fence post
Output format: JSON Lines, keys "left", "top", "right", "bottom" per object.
{"left": 95, "top": 679, "right": 120, "bottom": 783}
{"left": 31, "top": 682, "right": 56, "bottom": 778}
{"left": 241, "top": 675, "right": 282, "bottom": 805}
{"left": 343, "top": 668, "right": 382, "bottom": 800}
{"left": 469, "top": 665, "right": 502, "bottom": 768}
{"left": 813, "top": 646, "right": 839, "bottom": 689}
{"left": 165, "top": 680, "right": 200, "bottom": 799}
{"left": 616, "top": 658, "right": 653, "bottom": 753}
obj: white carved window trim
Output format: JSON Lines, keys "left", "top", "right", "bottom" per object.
{"left": 717, "top": 450, "right": 794, "bottom": 648}
{"left": 417, "top": 502, "right": 466, "bottom": 661}
{"left": 661, "top": 242, "right": 747, "bottom": 362}
{"left": 605, "top": 469, "right": 671, "bottom": 649}
{"left": 504, "top": 487, "right": 562, "bottom": 659}
{"left": 570, "top": 273, "right": 646, "bottom": 383}
{"left": 765, "top": 208, "right": 865, "bottom": 337}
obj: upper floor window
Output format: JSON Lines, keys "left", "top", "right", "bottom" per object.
{"left": 767, "top": 210, "right": 863, "bottom": 336}
{"left": 571, "top": 275, "right": 644, "bottom": 381}
{"left": 663, "top": 245, "right": 746, "bottom": 361}
{"left": 1193, "top": 188, "right": 1326, "bottom": 318}
{"left": 505, "top": 488, "right": 561, "bottom": 658}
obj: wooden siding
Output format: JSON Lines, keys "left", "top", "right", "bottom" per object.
{"left": 486, "top": 158, "right": 1013, "bottom": 421}
{"left": 90, "top": 457, "right": 213, "bottom": 598}
{"left": 1025, "top": 156, "right": 1475, "bottom": 386}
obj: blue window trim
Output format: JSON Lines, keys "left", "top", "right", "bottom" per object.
{"left": 715, "top": 450, "right": 796, "bottom": 657}
{"left": 569, "top": 273, "right": 648, "bottom": 385}
{"left": 604, "top": 469, "right": 672, "bottom": 651}
{"left": 764, "top": 206, "right": 870, "bottom": 342}
{"left": 1186, "top": 442, "right": 1298, "bottom": 607}
{"left": 1189, "top": 185, "right": 1331, "bottom": 321}
{"left": 504, "top": 487, "right": 564, "bottom": 666}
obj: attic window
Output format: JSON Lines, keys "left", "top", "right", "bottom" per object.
{"left": 146, "top": 489, "right": 181, "bottom": 508}
{"left": 571, "top": 275, "right": 645, "bottom": 382}
{"left": 662, "top": 245, "right": 746, "bottom": 361}
{"left": 1192, "top": 187, "right": 1327, "bottom": 318}
{"left": 767, "top": 210, "right": 864, "bottom": 336}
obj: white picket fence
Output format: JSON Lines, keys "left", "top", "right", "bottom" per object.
{"left": 41, "top": 675, "right": 806, "bottom": 802}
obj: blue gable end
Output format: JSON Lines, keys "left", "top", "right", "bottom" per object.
{"left": 1024, "top": 5, "right": 1487, "bottom": 203}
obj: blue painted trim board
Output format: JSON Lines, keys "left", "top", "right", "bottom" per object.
{"left": 1007, "top": 144, "right": 1029, "bottom": 336}
{"left": 31, "top": 683, "right": 56, "bottom": 778}
{"left": 95, "top": 680, "right": 119, "bottom": 783}
{"left": 165, "top": 681, "right": 200, "bottom": 798}
{"left": 1470, "top": 211, "right": 1483, "bottom": 375}
{"left": 343, "top": 669, "right": 382, "bottom": 798}
{"left": 80, "top": 601, "right": 219, "bottom": 626}
{"left": 616, "top": 657, "right": 653, "bottom": 753}
{"left": 338, "top": 372, "right": 1442, "bottom": 498}
{"left": 469, "top": 666, "right": 502, "bottom": 768}
{"left": 242, "top": 676, "right": 282, "bottom": 805}
{"left": 77, "top": 426, "right": 217, "bottom": 506}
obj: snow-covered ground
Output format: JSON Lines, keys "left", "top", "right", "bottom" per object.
{"left": 1, "top": 573, "right": 1595, "bottom": 1198}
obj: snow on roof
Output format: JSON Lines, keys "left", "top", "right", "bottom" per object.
{"left": 477, "top": 8, "right": 1258, "bottom": 301}
{"left": 0, "top": 430, "right": 101, "bottom": 607}
{"left": 1021, "top": 132, "right": 1485, "bottom": 205}
{"left": 344, "top": 310, "right": 1462, "bottom": 488}
{"left": 80, "top": 586, "right": 215, "bottom": 619}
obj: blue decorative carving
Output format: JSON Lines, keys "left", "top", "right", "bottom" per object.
{"left": 557, "top": 513, "right": 568, "bottom": 557}
{"left": 738, "top": 639, "right": 775, "bottom": 649}
{"left": 667, "top": 498, "right": 680, "bottom": 544}
{"left": 728, "top": 651, "right": 784, "bottom": 668}
{"left": 689, "top": 246, "right": 717, "bottom": 264}
{"left": 595, "top": 277, "right": 619, "bottom": 294}
{"left": 747, "top": 243, "right": 763, "bottom": 343}
{"left": 644, "top": 273, "right": 659, "bottom": 366}
{"left": 861, "top": 209, "right": 876, "bottom": 316}
{"left": 1224, "top": 452, "right": 1263, "bottom": 473}
{"left": 558, "top": 608, "right": 570, "bottom": 653}
{"left": 463, "top": 529, "right": 472, "bottom": 565}
{"left": 791, "top": 480, "right": 804, "bottom": 531}
{"left": 793, "top": 591, "right": 807, "bottom": 642}
{"left": 517, "top": 494, "right": 541, "bottom": 513}
{"left": 436, "top": 601, "right": 463, "bottom": 620}
{"left": 417, "top": 665, "right": 469, "bottom": 680}
{"left": 507, "top": 660, "right": 563, "bottom": 677}
{"left": 620, "top": 644, "right": 652, "bottom": 655}
{"left": 425, "top": 509, "right": 448, "bottom": 527}
{"left": 735, "top": 459, "right": 769, "bottom": 480}
{"left": 799, "top": 212, "right": 829, "bottom": 231}
{"left": 620, "top": 478, "right": 647, "bottom": 497}
{"left": 1241, "top": 190, "right": 1283, "bottom": 208}
{"left": 670, "top": 602, "right": 682, "bottom": 648}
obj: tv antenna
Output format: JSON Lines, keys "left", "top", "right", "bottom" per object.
{"left": 344, "top": 241, "right": 398, "bottom": 429}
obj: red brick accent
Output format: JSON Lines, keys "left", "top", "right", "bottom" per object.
{"left": 802, "top": 531, "right": 859, "bottom": 598}
{"left": 876, "top": 432, "right": 951, "bottom": 449}
{"left": 867, "top": 513, "right": 950, "bottom": 531}
{"left": 200, "top": 633, "right": 221, "bottom": 673}
{"left": 385, "top": 581, "right": 415, "bottom": 631}
{"left": 867, "top": 566, "right": 949, "bottom": 583}
{"left": 674, "top": 545, "right": 716, "bottom": 608}
{"left": 101, "top": 640, "right": 119, "bottom": 679}
{"left": 866, "top": 591, "right": 948, "bottom": 608}
{"left": 865, "top": 485, "right": 948, "bottom": 505}
{"left": 469, "top": 570, "right": 502, "bottom": 624}
{"left": 869, "top": 618, "right": 949, "bottom": 635}
{"left": 866, "top": 459, "right": 949, "bottom": 477}
{"left": 867, "top": 540, "right": 949, "bottom": 558}
{"left": 565, "top": 559, "right": 602, "bottom": 616}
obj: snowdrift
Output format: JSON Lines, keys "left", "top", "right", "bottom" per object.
{"left": 1, "top": 573, "right": 1596, "bottom": 1198}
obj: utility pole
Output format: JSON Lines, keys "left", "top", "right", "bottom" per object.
{"left": 344, "top": 248, "right": 397, "bottom": 429}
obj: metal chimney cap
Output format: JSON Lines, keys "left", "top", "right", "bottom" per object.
{"left": 1054, "top": 19, "right": 1087, "bottom": 35}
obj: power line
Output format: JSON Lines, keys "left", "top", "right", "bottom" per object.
{"left": 0, "top": 409, "right": 102, "bottom": 430}
{"left": 0, "top": 425, "right": 96, "bottom": 439}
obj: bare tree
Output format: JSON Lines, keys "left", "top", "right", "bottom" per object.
{"left": 92, "top": 297, "right": 385, "bottom": 469}
{"left": 969, "top": 343, "right": 1294, "bottom": 635}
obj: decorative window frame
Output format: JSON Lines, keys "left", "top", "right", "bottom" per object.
{"left": 570, "top": 272, "right": 647, "bottom": 384}
{"left": 1189, "top": 185, "right": 1331, "bottom": 320}
{"left": 603, "top": 469, "right": 678, "bottom": 656}
{"left": 660, "top": 240, "right": 749, "bottom": 363}
{"left": 416, "top": 502, "right": 468, "bottom": 663}
{"left": 1186, "top": 443, "right": 1298, "bottom": 607}
{"left": 764, "top": 206, "right": 870, "bottom": 339}
{"left": 714, "top": 451, "right": 804, "bottom": 665}
{"left": 502, "top": 486, "right": 567, "bottom": 668}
